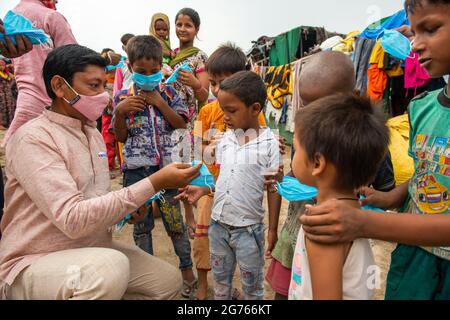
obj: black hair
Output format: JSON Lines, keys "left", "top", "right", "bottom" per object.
{"left": 101, "top": 48, "right": 114, "bottom": 55}
{"left": 126, "top": 35, "right": 162, "bottom": 65}
{"left": 220, "top": 71, "right": 267, "bottom": 109}
{"left": 120, "top": 33, "right": 135, "bottom": 46}
{"left": 43, "top": 44, "right": 107, "bottom": 100}
{"left": 295, "top": 93, "right": 389, "bottom": 191}
{"left": 404, "top": 0, "right": 450, "bottom": 13}
{"left": 175, "top": 8, "right": 201, "bottom": 30}
{"left": 206, "top": 43, "right": 248, "bottom": 76}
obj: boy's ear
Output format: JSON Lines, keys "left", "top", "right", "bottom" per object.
{"left": 251, "top": 102, "right": 262, "bottom": 115}
{"left": 51, "top": 76, "right": 68, "bottom": 99}
{"left": 311, "top": 153, "right": 326, "bottom": 177}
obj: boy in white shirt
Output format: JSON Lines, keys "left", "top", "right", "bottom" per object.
{"left": 178, "top": 71, "right": 282, "bottom": 300}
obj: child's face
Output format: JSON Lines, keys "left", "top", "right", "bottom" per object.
{"left": 209, "top": 73, "right": 233, "bottom": 98}
{"left": 217, "top": 90, "right": 260, "bottom": 131}
{"left": 292, "top": 131, "right": 316, "bottom": 187}
{"left": 155, "top": 19, "right": 169, "bottom": 40}
{"left": 131, "top": 58, "right": 161, "bottom": 76}
{"left": 409, "top": 2, "right": 450, "bottom": 78}
{"left": 176, "top": 15, "right": 198, "bottom": 44}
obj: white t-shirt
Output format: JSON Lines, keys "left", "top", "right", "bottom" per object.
{"left": 289, "top": 227, "right": 376, "bottom": 300}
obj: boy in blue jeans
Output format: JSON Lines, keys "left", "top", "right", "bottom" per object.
{"left": 114, "top": 35, "right": 196, "bottom": 298}
{"left": 179, "top": 71, "right": 282, "bottom": 300}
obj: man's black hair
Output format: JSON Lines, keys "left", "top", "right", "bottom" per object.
{"left": 43, "top": 44, "right": 107, "bottom": 100}
{"left": 206, "top": 43, "right": 248, "bottom": 77}
{"left": 295, "top": 93, "right": 390, "bottom": 191}
{"left": 126, "top": 35, "right": 162, "bottom": 65}
{"left": 219, "top": 71, "right": 267, "bottom": 109}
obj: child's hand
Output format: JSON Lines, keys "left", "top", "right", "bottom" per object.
{"left": 149, "top": 163, "right": 201, "bottom": 192}
{"left": 175, "top": 185, "right": 211, "bottom": 205}
{"left": 275, "top": 135, "right": 287, "bottom": 155}
{"left": 264, "top": 165, "right": 284, "bottom": 193}
{"left": 177, "top": 69, "right": 200, "bottom": 89}
{"left": 127, "top": 205, "right": 148, "bottom": 224}
{"left": 359, "top": 187, "right": 393, "bottom": 210}
{"left": 140, "top": 90, "right": 165, "bottom": 108}
{"left": 116, "top": 96, "right": 146, "bottom": 116}
{"left": 266, "top": 229, "right": 278, "bottom": 259}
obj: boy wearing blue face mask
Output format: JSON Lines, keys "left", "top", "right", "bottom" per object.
{"left": 114, "top": 35, "right": 197, "bottom": 297}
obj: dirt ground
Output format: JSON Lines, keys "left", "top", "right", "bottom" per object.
{"left": 0, "top": 128, "right": 396, "bottom": 300}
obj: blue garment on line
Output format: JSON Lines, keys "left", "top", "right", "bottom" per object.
{"left": 165, "top": 63, "right": 193, "bottom": 84}
{"left": 359, "top": 10, "right": 409, "bottom": 40}
{"left": 0, "top": 11, "right": 49, "bottom": 45}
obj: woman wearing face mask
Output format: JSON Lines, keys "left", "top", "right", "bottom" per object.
{"left": 0, "top": 44, "right": 201, "bottom": 300}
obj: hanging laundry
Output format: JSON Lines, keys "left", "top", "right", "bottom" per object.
{"left": 353, "top": 37, "right": 376, "bottom": 94}
{"left": 332, "top": 30, "right": 361, "bottom": 53}
{"left": 264, "top": 64, "right": 292, "bottom": 109}
{"left": 369, "top": 40, "right": 385, "bottom": 69}
{"left": 359, "top": 10, "right": 410, "bottom": 40}
{"left": 367, "top": 64, "right": 388, "bottom": 101}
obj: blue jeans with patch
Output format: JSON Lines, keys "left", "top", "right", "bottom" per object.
{"left": 123, "top": 166, "right": 193, "bottom": 271}
{"left": 209, "top": 220, "right": 266, "bottom": 300}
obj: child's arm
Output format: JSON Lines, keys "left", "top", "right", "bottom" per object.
{"left": 306, "top": 239, "right": 349, "bottom": 300}
{"left": 114, "top": 96, "right": 146, "bottom": 143}
{"left": 143, "top": 90, "right": 187, "bottom": 129}
{"left": 266, "top": 190, "right": 281, "bottom": 258}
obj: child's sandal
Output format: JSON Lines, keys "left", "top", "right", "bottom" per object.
{"left": 181, "top": 279, "right": 198, "bottom": 299}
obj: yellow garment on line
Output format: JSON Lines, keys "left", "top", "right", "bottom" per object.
{"left": 369, "top": 40, "right": 385, "bottom": 69}
{"left": 387, "top": 114, "right": 414, "bottom": 186}
{"left": 332, "top": 30, "right": 360, "bottom": 53}
{"left": 265, "top": 64, "right": 292, "bottom": 109}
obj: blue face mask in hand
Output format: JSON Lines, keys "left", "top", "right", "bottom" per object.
{"left": 132, "top": 71, "right": 163, "bottom": 92}
{"left": 115, "top": 191, "right": 166, "bottom": 232}
{"left": 380, "top": 29, "right": 412, "bottom": 61}
{"left": 190, "top": 161, "right": 215, "bottom": 192}
{"left": 1, "top": 11, "right": 50, "bottom": 46}
{"left": 276, "top": 176, "right": 318, "bottom": 202}
{"left": 165, "top": 63, "right": 193, "bottom": 84}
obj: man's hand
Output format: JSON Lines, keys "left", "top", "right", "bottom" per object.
{"left": 115, "top": 96, "right": 146, "bottom": 116}
{"left": 149, "top": 163, "right": 201, "bottom": 192}
{"left": 265, "top": 229, "right": 278, "bottom": 259}
{"left": 175, "top": 185, "right": 210, "bottom": 205}
{"left": 300, "top": 199, "right": 366, "bottom": 244}
{"left": 0, "top": 19, "right": 33, "bottom": 59}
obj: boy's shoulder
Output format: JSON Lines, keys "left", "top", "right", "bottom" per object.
{"left": 408, "top": 89, "right": 444, "bottom": 118}
{"left": 199, "top": 100, "right": 220, "bottom": 116}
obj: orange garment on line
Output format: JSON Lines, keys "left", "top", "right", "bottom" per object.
{"left": 194, "top": 100, "right": 267, "bottom": 179}
{"left": 367, "top": 64, "right": 388, "bottom": 101}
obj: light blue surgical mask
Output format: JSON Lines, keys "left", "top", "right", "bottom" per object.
{"left": 380, "top": 29, "right": 412, "bottom": 61}
{"left": 276, "top": 176, "right": 318, "bottom": 202}
{"left": 0, "top": 10, "right": 50, "bottom": 47}
{"left": 190, "top": 161, "right": 215, "bottom": 192}
{"left": 115, "top": 190, "right": 166, "bottom": 232}
{"left": 132, "top": 71, "right": 163, "bottom": 92}
{"left": 106, "top": 56, "right": 126, "bottom": 71}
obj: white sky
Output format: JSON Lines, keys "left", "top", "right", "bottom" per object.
{"left": 1, "top": 0, "right": 404, "bottom": 56}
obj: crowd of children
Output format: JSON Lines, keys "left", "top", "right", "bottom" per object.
{"left": 0, "top": 0, "right": 449, "bottom": 301}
